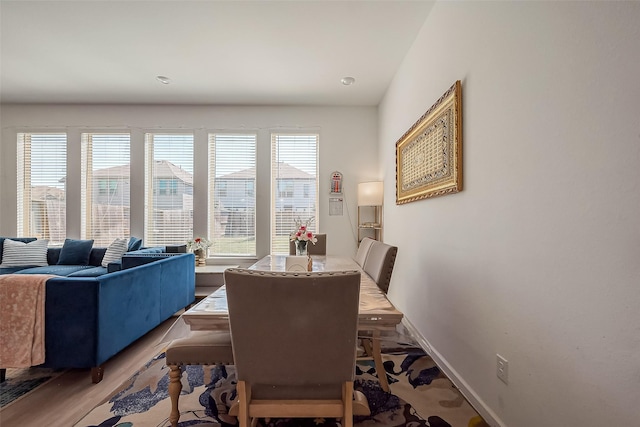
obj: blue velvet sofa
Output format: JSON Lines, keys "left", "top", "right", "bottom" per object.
{"left": 0, "top": 238, "right": 195, "bottom": 383}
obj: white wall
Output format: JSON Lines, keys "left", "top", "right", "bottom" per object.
{"left": 0, "top": 104, "right": 379, "bottom": 259}
{"left": 379, "top": 1, "right": 640, "bottom": 426}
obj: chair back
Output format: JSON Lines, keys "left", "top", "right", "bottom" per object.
{"left": 289, "top": 233, "right": 327, "bottom": 255}
{"left": 225, "top": 268, "right": 360, "bottom": 400}
{"left": 362, "top": 240, "right": 398, "bottom": 294}
{"left": 354, "top": 237, "right": 375, "bottom": 268}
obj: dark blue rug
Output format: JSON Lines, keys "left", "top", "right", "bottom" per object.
{"left": 0, "top": 367, "right": 64, "bottom": 408}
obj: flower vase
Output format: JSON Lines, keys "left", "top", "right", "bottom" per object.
{"left": 194, "top": 248, "right": 206, "bottom": 266}
{"left": 295, "top": 240, "right": 308, "bottom": 256}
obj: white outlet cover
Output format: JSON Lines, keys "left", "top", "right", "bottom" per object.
{"left": 497, "top": 354, "right": 509, "bottom": 384}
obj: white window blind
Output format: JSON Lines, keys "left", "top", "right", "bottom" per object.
{"left": 271, "top": 133, "right": 318, "bottom": 254}
{"left": 144, "top": 133, "right": 194, "bottom": 247}
{"left": 208, "top": 133, "right": 257, "bottom": 256}
{"left": 17, "top": 133, "right": 67, "bottom": 245}
{"left": 81, "top": 133, "right": 131, "bottom": 246}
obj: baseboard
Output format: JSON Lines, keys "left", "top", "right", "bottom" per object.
{"left": 401, "top": 318, "right": 507, "bottom": 427}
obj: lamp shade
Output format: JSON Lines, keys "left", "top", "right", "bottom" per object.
{"left": 358, "top": 181, "right": 383, "bottom": 206}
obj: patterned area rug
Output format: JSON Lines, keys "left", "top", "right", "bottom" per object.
{"left": 75, "top": 344, "right": 482, "bottom": 427}
{"left": 0, "top": 367, "right": 65, "bottom": 408}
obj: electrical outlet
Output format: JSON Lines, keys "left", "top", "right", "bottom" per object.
{"left": 496, "top": 354, "right": 509, "bottom": 384}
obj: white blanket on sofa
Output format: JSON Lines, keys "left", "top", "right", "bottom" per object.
{"left": 0, "top": 274, "right": 53, "bottom": 368}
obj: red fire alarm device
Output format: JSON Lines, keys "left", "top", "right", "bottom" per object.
{"left": 331, "top": 171, "right": 343, "bottom": 194}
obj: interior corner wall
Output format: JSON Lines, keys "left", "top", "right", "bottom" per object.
{"left": 0, "top": 104, "right": 378, "bottom": 258}
{"left": 379, "top": 2, "right": 640, "bottom": 427}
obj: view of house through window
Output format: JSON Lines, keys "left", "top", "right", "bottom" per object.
{"left": 271, "top": 133, "right": 319, "bottom": 254}
{"left": 17, "top": 133, "right": 67, "bottom": 245}
{"left": 81, "top": 133, "right": 131, "bottom": 246}
{"left": 14, "top": 130, "right": 317, "bottom": 256}
{"left": 208, "top": 133, "right": 257, "bottom": 256}
{"left": 144, "top": 133, "right": 194, "bottom": 247}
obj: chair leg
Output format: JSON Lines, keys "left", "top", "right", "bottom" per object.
{"left": 168, "top": 364, "right": 183, "bottom": 427}
{"left": 237, "top": 380, "right": 252, "bottom": 427}
{"left": 342, "top": 381, "right": 354, "bottom": 427}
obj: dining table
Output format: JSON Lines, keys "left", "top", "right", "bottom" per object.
{"left": 178, "top": 254, "right": 403, "bottom": 391}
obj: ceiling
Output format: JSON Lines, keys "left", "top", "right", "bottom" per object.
{"left": 0, "top": 0, "right": 434, "bottom": 106}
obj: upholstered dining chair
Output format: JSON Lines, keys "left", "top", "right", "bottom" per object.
{"left": 166, "top": 330, "right": 234, "bottom": 427}
{"left": 289, "top": 233, "right": 327, "bottom": 255}
{"left": 354, "top": 237, "right": 376, "bottom": 268}
{"left": 224, "top": 268, "right": 370, "bottom": 427}
{"left": 362, "top": 240, "right": 398, "bottom": 294}
{"left": 358, "top": 239, "right": 398, "bottom": 391}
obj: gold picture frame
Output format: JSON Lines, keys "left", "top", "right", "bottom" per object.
{"left": 396, "top": 80, "right": 462, "bottom": 204}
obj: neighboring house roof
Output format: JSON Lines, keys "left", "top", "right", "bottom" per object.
{"left": 220, "top": 162, "right": 313, "bottom": 180}
{"left": 31, "top": 185, "right": 65, "bottom": 200}
{"left": 93, "top": 160, "right": 193, "bottom": 185}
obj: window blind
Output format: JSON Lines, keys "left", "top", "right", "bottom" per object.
{"left": 270, "top": 133, "right": 319, "bottom": 254}
{"left": 17, "top": 133, "right": 67, "bottom": 245}
{"left": 144, "top": 133, "right": 194, "bottom": 247}
{"left": 208, "top": 133, "right": 257, "bottom": 256}
{"left": 81, "top": 133, "right": 131, "bottom": 246}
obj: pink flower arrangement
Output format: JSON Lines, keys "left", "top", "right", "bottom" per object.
{"left": 290, "top": 219, "right": 317, "bottom": 245}
{"left": 187, "top": 237, "right": 212, "bottom": 251}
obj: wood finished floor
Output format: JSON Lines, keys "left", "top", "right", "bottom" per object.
{"left": 0, "top": 317, "right": 176, "bottom": 427}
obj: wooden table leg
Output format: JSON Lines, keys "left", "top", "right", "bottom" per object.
{"left": 371, "top": 330, "right": 390, "bottom": 392}
{"left": 168, "top": 364, "right": 183, "bottom": 427}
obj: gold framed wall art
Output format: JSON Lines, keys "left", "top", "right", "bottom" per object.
{"left": 396, "top": 80, "right": 462, "bottom": 204}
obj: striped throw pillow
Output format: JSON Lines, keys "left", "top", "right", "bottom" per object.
{"left": 101, "top": 237, "right": 129, "bottom": 267}
{"left": 0, "top": 238, "right": 49, "bottom": 267}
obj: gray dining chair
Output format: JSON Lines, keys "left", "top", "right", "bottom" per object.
{"left": 166, "top": 330, "right": 234, "bottom": 427}
{"left": 224, "top": 268, "right": 369, "bottom": 427}
{"left": 358, "top": 239, "right": 398, "bottom": 391}
{"left": 354, "top": 237, "right": 375, "bottom": 268}
{"left": 289, "top": 233, "right": 327, "bottom": 255}
{"left": 362, "top": 240, "right": 398, "bottom": 294}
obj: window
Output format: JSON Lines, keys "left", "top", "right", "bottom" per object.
{"left": 278, "top": 180, "right": 294, "bottom": 198}
{"left": 144, "top": 133, "right": 194, "bottom": 247}
{"left": 271, "top": 133, "right": 318, "bottom": 254}
{"left": 17, "top": 133, "right": 67, "bottom": 245}
{"left": 208, "top": 133, "right": 257, "bottom": 256}
{"left": 81, "top": 133, "right": 130, "bottom": 246}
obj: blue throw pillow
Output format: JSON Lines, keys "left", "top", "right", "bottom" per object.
{"left": 128, "top": 236, "right": 143, "bottom": 251}
{"left": 57, "top": 239, "right": 94, "bottom": 265}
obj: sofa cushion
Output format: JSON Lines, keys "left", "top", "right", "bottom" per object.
{"left": 0, "top": 237, "right": 37, "bottom": 264}
{"left": 16, "top": 265, "right": 95, "bottom": 276}
{"left": 101, "top": 238, "right": 129, "bottom": 267}
{"left": 128, "top": 236, "right": 143, "bottom": 252}
{"left": 0, "top": 266, "right": 32, "bottom": 274}
{"left": 0, "top": 238, "right": 49, "bottom": 267}
{"left": 67, "top": 266, "right": 108, "bottom": 277}
{"left": 57, "top": 239, "right": 94, "bottom": 265}
{"left": 128, "top": 247, "right": 164, "bottom": 255}
{"left": 47, "top": 247, "right": 106, "bottom": 266}
{"left": 88, "top": 247, "right": 108, "bottom": 267}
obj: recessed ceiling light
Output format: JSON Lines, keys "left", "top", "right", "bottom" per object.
{"left": 156, "top": 75, "right": 171, "bottom": 85}
{"left": 341, "top": 76, "right": 356, "bottom": 86}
